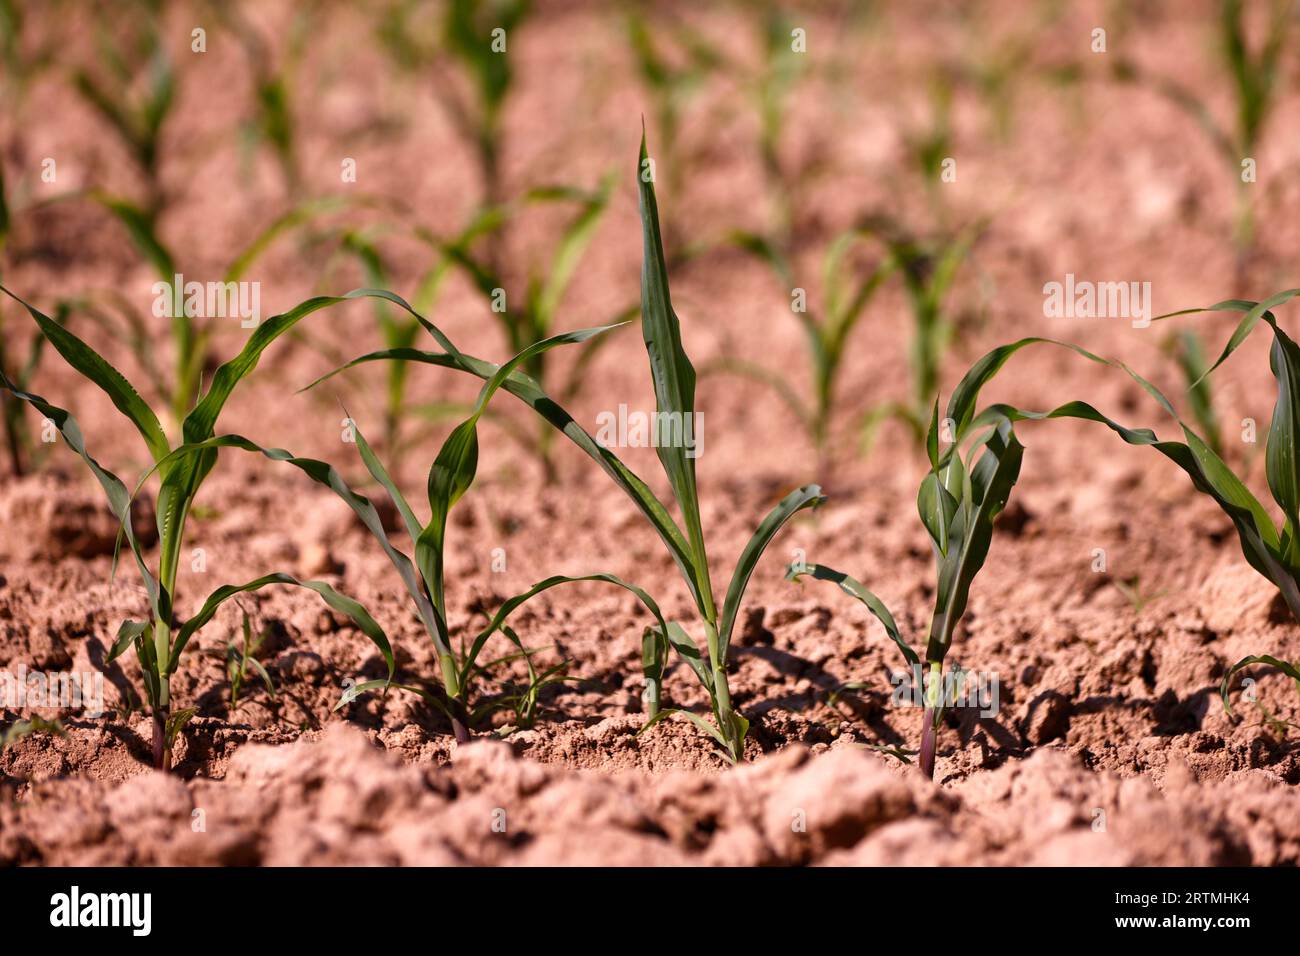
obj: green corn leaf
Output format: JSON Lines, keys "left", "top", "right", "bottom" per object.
{"left": 139, "top": 432, "right": 446, "bottom": 660}
{"left": 1, "top": 286, "right": 171, "bottom": 464}
{"left": 1156, "top": 290, "right": 1300, "bottom": 385}
{"left": 164, "top": 708, "right": 196, "bottom": 749}
{"left": 1266, "top": 321, "right": 1300, "bottom": 562}
{"left": 108, "top": 619, "right": 149, "bottom": 663}
{"left": 638, "top": 706, "right": 729, "bottom": 750}
{"left": 717, "top": 484, "right": 824, "bottom": 661}
{"left": 247, "top": 656, "right": 275, "bottom": 698}
{"left": 414, "top": 324, "right": 622, "bottom": 615}
{"left": 926, "top": 417, "right": 1023, "bottom": 660}
{"left": 653, "top": 621, "right": 713, "bottom": 692}
{"left": 349, "top": 410, "right": 423, "bottom": 545}
{"left": 637, "top": 129, "right": 713, "bottom": 619}
{"left": 1220, "top": 654, "right": 1300, "bottom": 715}
{"left": 169, "top": 572, "right": 393, "bottom": 683}
{"left": 786, "top": 563, "right": 918, "bottom": 667}
{"left": 299, "top": 344, "right": 701, "bottom": 606}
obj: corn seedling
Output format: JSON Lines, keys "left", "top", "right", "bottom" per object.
{"left": 0, "top": 287, "right": 393, "bottom": 770}
{"left": 1113, "top": 0, "right": 1292, "bottom": 277}
{"left": 1164, "top": 328, "right": 1224, "bottom": 458}
{"left": 157, "top": 287, "right": 626, "bottom": 740}
{"left": 870, "top": 290, "right": 1300, "bottom": 743}
{"left": 860, "top": 216, "right": 984, "bottom": 450}
{"left": 309, "top": 136, "right": 824, "bottom": 762}
{"left": 468, "top": 638, "right": 580, "bottom": 732}
{"left": 72, "top": 0, "right": 174, "bottom": 221}
{"left": 789, "top": 396, "right": 1027, "bottom": 779}
{"left": 222, "top": 608, "right": 276, "bottom": 710}
{"left": 1112, "top": 576, "right": 1170, "bottom": 615}
{"left": 435, "top": 0, "right": 532, "bottom": 228}
{"left": 719, "top": 227, "right": 892, "bottom": 472}
{"left": 417, "top": 177, "right": 634, "bottom": 477}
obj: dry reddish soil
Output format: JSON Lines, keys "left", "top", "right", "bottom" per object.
{"left": 2, "top": 0, "right": 1300, "bottom": 866}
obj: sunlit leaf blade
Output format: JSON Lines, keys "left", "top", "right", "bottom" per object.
{"left": 299, "top": 344, "right": 700, "bottom": 602}
{"left": 717, "top": 484, "right": 824, "bottom": 661}
{"left": 927, "top": 417, "right": 1023, "bottom": 660}
{"left": 786, "top": 563, "right": 918, "bottom": 667}
{"left": 637, "top": 129, "right": 712, "bottom": 618}
{"left": 349, "top": 410, "right": 423, "bottom": 545}
{"left": 1220, "top": 655, "right": 1300, "bottom": 715}
{"left": 108, "top": 620, "right": 149, "bottom": 663}
{"left": 1264, "top": 321, "right": 1300, "bottom": 563}
{"left": 456, "top": 571, "right": 670, "bottom": 693}
{"left": 0, "top": 286, "right": 170, "bottom": 464}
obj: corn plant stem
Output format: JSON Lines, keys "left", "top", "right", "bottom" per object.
{"left": 437, "top": 652, "right": 471, "bottom": 743}
{"left": 919, "top": 660, "right": 942, "bottom": 780}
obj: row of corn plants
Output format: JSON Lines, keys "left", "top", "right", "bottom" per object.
{"left": 4, "top": 135, "right": 1297, "bottom": 776}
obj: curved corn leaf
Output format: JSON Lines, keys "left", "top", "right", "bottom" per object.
{"left": 717, "top": 484, "right": 824, "bottom": 662}
{"left": 298, "top": 345, "right": 700, "bottom": 605}
{"left": 456, "top": 572, "right": 667, "bottom": 688}
{"left": 108, "top": 619, "right": 150, "bottom": 663}
{"left": 413, "top": 324, "right": 622, "bottom": 616}
{"left": 348, "top": 407, "right": 423, "bottom": 545}
{"left": 1266, "top": 321, "right": 1300, "bottom": 564}
{"left": 169, "top": 572, "right": 393, "bottom": 682}
{"left": 1220, "top": 655, "right": 1300, "bottom": 715}
{"left": 947, "top": 334, "right": 1299, "bottom": 618}
{"left": 1154, "top": 290, "right": 1300, "bottom": 385}
{"left": 786, "top": 563, "right": 918, "bottom": 667}
{"left": 154, "top": 432, "right": 444, "bottom": 647}
{"left": 0, "top": 286, "right": 171, "bottom": 465}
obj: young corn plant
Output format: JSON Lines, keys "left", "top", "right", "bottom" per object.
{"left": 306, "top": 136, "right": 824, "bottom": 762}
{"left": 418, "top": 177, "right": 634, "bottom": 477}
{"left": 860, "top": 216, "right": 984, "bottom": 450}
{"left": 434, "top": 0, "right": 532, "bottom": 228}
{"left": 222, "top": 608, "right": 276, "bottom": 711}
{"left": 718, "top": 227, "right": 892, "bottom": 473}
{"left": 72, "top": 0, "right": 174, "bottom": 221}
{"left": 788, "top": 402, "right": 1028, "bottom": 779}
{"left": 883, "top": 290, "right": 1300, "bottom": 756}
{"left": 1113, "top": 0, "right": 1291, "bottom": 278}
{"left": 0, "top": 287, "right": 393, "bottom": 770}
{"left": 162, "top": 289, "right": 627, "bottom": 740}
